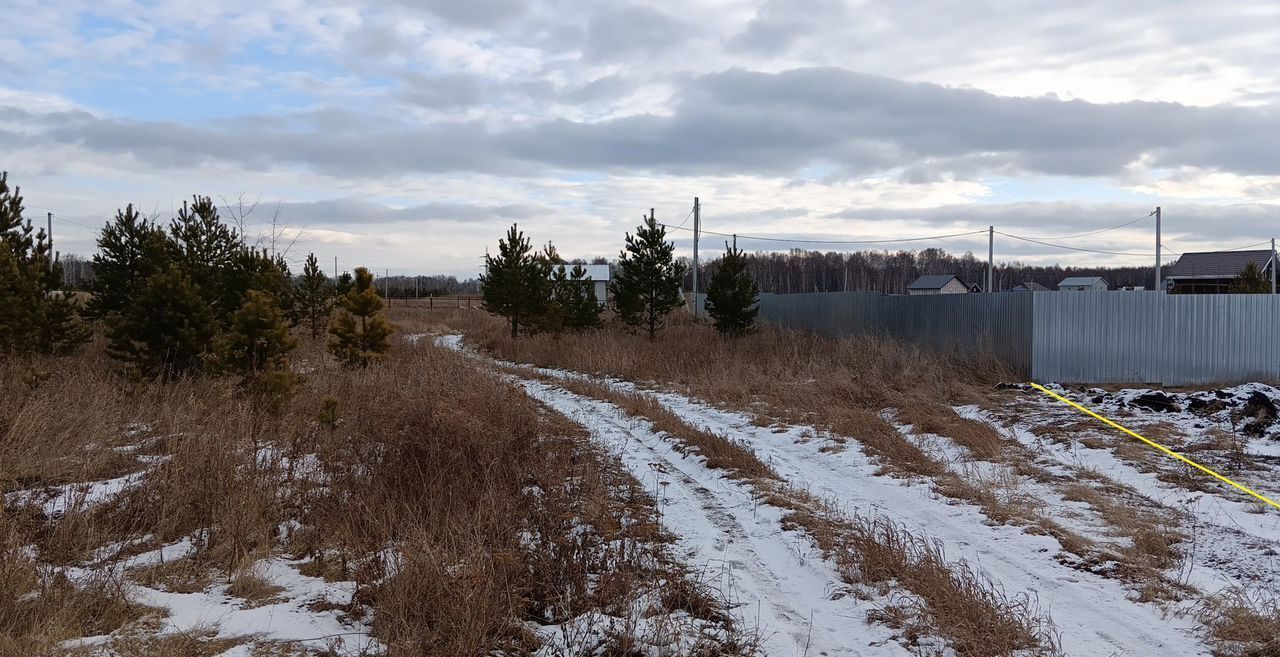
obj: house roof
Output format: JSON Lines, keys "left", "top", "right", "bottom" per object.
{"left": 551, "top": 264, "right": 610, "bottom": 280}
{"left": 1010, "top": 281, "right": 1050, "bottom": 292}
{"left": 908, "top": 274, "right": 961, "bottom": 290}
{"left": 1166, "top": 250, "right": 1275, "bottom": 279}
{"left": 1058, "top": 276, "right": 1109, "bottom": 287}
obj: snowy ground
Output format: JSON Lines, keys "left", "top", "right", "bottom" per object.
{"left": 440, "top": 334, "right": 1280, "bottom": 657}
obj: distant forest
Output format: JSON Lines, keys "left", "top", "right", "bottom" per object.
{"left": 60, "top": 247, "right": 1165, "bottom": 297}
{"left": 685, "top": 247, "right": 1166, "bottom": 295}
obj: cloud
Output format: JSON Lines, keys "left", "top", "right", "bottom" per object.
{"left": 270, "top": 198, "right": 556, "bottom": 225}
{"left": 582, "top": 5, "right": 694, "bottom": 62}
{"left": 15, "top": 67, "right": 1280, "bottom": 183}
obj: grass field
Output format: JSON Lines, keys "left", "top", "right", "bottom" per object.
{"left": 4, "top": 305, "right": 1278, "bottom": 657}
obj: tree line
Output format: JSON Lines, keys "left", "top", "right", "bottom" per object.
{"left": 0, "top": 172, "right": 393, "bottom": 397}
{"left": 481, "top": 213, "right": 759, "bottom": 339}
{"left": 682, "top": 247, "right": 1170, "bottom": 294}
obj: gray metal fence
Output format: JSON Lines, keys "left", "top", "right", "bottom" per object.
{"left": 700, "top": 291, "right": 1280, "bottom": 385}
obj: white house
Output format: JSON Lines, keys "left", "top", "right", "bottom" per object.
{"left": 1057, "top": 276, "right": 1109, "bottom": 292}
{"left": 907, "top": 274, "right": 969, "bottom": 295}
{"left": 551, "top": 263, "right": 610, "bottom": 303}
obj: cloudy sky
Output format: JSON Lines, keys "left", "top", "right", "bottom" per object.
{"left": 3, "top": 0, "right": 1278, "bottom": 276}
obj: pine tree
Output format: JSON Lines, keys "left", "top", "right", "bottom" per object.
{"left": 168, "top": 196, "right": 242, "bottom": 325}
{"left": 480, "top": 225, "right": 551, "bottom": 338}
{"left": 704, "top": 243, "right": 760, "bottom": 337}
{"left": 1230, "top": 261, "right": 1272, "bottom": 294}
{"left": 610, "top": 213, "right": 687, "bottom": 339}
{"left": 87, "top": 204, "right": 171, "bottom": 321}
{"left": 335, "top": 272, "right": 354, "bottom": 297}
{"left": 328, "top": 267, "right": 393, "bottom": 367}
{"left": 297, "top": 253, "right": 333, "bottom": 339}
{"left": 39, "top": 292, "right": 92, "bottom": 355}
{"left": 219, "top": 290, "right": 297, "bottom": 377}
{"left": 107, "top": 266, "right": 216, "bottom": 378}
{"left": 0, "top": 172, "right": 90, "bottom": 355}
{"left": 552, "top": 264, "right": 603, "bottom": 331}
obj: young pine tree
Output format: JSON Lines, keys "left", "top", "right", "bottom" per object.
{"left": 87, "top": 204, "right": 171, "bottom": 321}
{"left": 1230, "top": 261, "right": 1272, "bottom": 294}
{"left": 480, "top": 225, "right": 551, "bottom": 338}
{"left": 0, "top": 171, "right": 90, "bottom": 355}
{"left": 610, "top": 212, "right": 687, "bottom": 339}
{"left": 704, "top": 243, "right": 760, "bottom": 337}
{"left": 219, "top": 290, "right": 297, "bottom": 377}
{"left": 328, "top": 267, "right": 393, "bottom": 367}
{"left": 107, "top": 265, "right": 217, "bottom": 378}
{"left": 553, "top": 264, "right": 603, "bottom": 331}
{"left": 168, "top": 196, "right": 243, "bottom": 325}
{"left": 297, "top": 253, "right": 333, "bottom": 339}
{"left": 335, "top": 272, "right": 354, "bottom": 297}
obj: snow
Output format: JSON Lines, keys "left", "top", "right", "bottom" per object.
{"left": 68, "top": 554, "right": 381, "bottom": 655}
{"left": 514, "top": 374, "right": 911, "bottom": 656}
{"left": 6, "top": 470, "right": 144, "bottom": 518}
{"left": 438, "top": 333, "right": 1214, "bottom": 657}
{"left": 958, "top": 402, "right": 1280, "bottom": 595}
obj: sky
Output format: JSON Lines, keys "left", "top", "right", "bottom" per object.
{"left": 2, "top": 0, "right": 1279, "bottom": 277}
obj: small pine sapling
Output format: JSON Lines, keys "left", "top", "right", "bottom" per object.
{"left": 480, "top": 224, "right": 552, "bottom": 338}
{"left": 609, "top": 212, "right": 686, "bottom": 339}
{"left": 328, "top": 267, "right": 393, "bottom": 367}
{"left": 704, "top": 243, "right": 760, "bottom": 337}
{"left": 297, "top": 253, "right": 333, "bottom": 339}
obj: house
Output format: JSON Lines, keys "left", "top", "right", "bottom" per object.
{"left": 1166, "top": 250, "right": 1276, "bottom": 294}
{"left": 907, "top": 274, "right": 969, "bottom": 295}
{"left": 550, "top": 263, "right": 610, "bottom": 302}
{"left": 1008, "top": 281, "right": 1050, "bottom": 292}
{"left": 1058, "top": 276, "right": 1109, "bottom": 292}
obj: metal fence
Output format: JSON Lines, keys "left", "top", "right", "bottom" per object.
{"left": 700, "top": 291, "right": 1280, "bottom": 385}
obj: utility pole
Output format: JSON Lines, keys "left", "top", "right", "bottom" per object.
{"left": 47, "top": 212, "right": 53, "bottom": 271}
{"left": 692, "top": 197, "right": 700, "bottom": 317}
{"left": 1154, "top": 206, "right": 1162, "bottom": 293}
{"left": 987, "top": 225, "right": 994, "bottom": 292}
{"left": 1272, "top": 237, "right": 1277, "bottom": 294}
{"left": 334, "top": 257, "right": 338, "bottom": 280}
{"left": 385, "top": 268, "right": 390, "bottom": 307}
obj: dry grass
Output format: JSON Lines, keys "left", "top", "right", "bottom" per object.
{"left": 428, "top": 307, "right": 991, "bottom": 478}
{"left": 435, "top": 307, "right": 1207, "bottom": 625}
{"left": 1198, "top": 588, "right": 1280, "bottom": 657}
{"left": 2, "top": 320, "right": 753, "bottom": 655}
{"left": 481, "top": 354, "right": 1062, "bottom": 656}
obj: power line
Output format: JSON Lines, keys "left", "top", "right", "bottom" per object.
{"left": 661, "top": 223, "right": 988, "bottom": 245}
{"left": 1224, "top": 240, "right": 1272, "bottom": 251}
{"left": 1017, "top": 211, "right": 1155, "bottom": 241}
{"left": 995, "top": 230, "right": 1155, "bottom": 257}
{"left": 671, "top": 206, "right": 695, "bottom": 231}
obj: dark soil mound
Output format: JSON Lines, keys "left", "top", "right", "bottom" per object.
{"left": 1132, "top": 391, "right": 1180, "bottom": 413}
{"left": 1238, "top": 391, "right": 1278, "bottom": 437}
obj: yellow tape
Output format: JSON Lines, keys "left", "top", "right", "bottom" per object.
{"left": 1029, "top": 382, "right": 1280, "bottom": 512}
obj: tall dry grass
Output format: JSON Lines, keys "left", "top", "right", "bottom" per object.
{"left": 2, "top": 323, "right": 751, "bottom": 656}
{"left": 483, "top": 353, "right": 1061, "bottom": 656}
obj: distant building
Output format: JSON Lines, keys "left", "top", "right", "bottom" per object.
{"left": 907, "top": 274, "right": 969, "bottom": 295}
{"left": 1166, "top": 250, "right": 1276, "bottom": 294}
{"left": 550, "top": 263, "right": 611, "bottom": 302}
{"left": 1008, "top": 281, "right": 1050, "bottom": 292}
{"left": 1058, "top": 276, "right": 1109, "bottom": 292}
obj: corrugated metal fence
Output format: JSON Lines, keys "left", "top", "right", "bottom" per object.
{"left": 700, "top": 291, "right": 1280, "bottom": 385}
{"left": 1031, "top": 292, "right": 1280, "bottom": 384}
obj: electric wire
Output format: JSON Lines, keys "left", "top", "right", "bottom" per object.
{"left": 660, "top": 223, "right": 988, "bottom": 245}
{"left": 995, "top": 230, "right": 1156, "bottom": 257}
{"left": 1016, "top": 211, "right": 1155, "bottom": 240}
